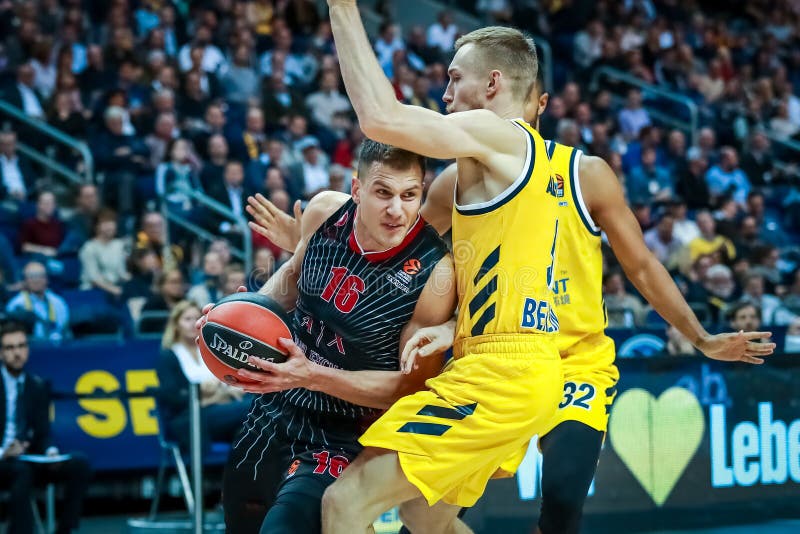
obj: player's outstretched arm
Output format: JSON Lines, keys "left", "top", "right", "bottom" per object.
{"left": 421, "top": 163, "right": 457, "bottom": 236}
{"left": 582, "top": 155, "right": 775, "bottom": 364}
{"left": 327, "top": 0, "right": 524, "bottom": 163}
{"left": 247, "top": 194, "right": 303, "bottom": 252}
{"left": 239, "top": 255, "right": 458, "bottom": 408}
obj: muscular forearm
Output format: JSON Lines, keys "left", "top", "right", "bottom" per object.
{"left": 329, "top": 2, "right": 397, "bottom": 129}
{"left": 625, "top": 256, "right": 710, "bottom": 346}
{"left": 258, "top": 260, "right": 298, "bottom": 311}
{"left": 308, "top": 365, "right": 409, "bottom": 410}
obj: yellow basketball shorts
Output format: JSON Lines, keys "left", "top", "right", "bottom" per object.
{"left": 550, "top": 334, "right": 619, "bottom": 434}
{"left": 496, "top": 334, "right": 618, "bottom": 475}
{"left": 358, "top": 334, "right": 563, "bottom": 508}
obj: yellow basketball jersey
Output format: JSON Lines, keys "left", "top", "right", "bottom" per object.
{"left": 451, "top": 119, "right": 560, "bottom": 353}
{"left": 544, "top": 140, "right": 609, "bottom": 353}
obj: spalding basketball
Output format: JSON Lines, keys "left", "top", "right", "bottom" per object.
{"left": 198, "top": 293, "right": 293, "bottom": 386}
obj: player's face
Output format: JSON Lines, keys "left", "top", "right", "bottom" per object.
{"left": 443, "top": 46, "right": 487, "bottom": 114}
{"left": 352, "top": 163, "right": 423, "bottom": 251}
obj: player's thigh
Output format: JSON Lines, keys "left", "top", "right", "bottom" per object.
{"left": 260, "top": 480, "right": 327, "bottom": 534}
{"left": 399, "top": 497, "right": 464, "bottom": 534}
{"left": 324, "top": 447, "right": 423, "bottom": 517}
{"left": 261, "top": 447, "right": 359, "bottom": 534}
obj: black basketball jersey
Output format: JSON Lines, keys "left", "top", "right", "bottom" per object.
{"left": 283, "top": 198, "right": 448, "bottom": 418}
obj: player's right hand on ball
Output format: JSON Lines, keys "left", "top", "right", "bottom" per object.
{"left": 195, "top": 286, "right": 249, "bottom": 333}
{"left": 246, "top": 194, "right": 302, "bottom": 252}
{"left": 400, "top": 319, "right": 456, "bottom": 374}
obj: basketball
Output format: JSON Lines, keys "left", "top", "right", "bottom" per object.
{"left": 198, "top": 292, "right": 293, "bottom": 386}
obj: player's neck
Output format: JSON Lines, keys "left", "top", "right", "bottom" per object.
{"left": 486, "top": 96, "right": 523, "bottom": 120}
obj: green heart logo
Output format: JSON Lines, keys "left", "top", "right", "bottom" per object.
{"left": 608, "top": 387, "right": 704, "bottom": 506}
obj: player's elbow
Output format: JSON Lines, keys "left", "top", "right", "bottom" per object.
{"left": 359, "top": 116, "right": 395, "bottom": 143}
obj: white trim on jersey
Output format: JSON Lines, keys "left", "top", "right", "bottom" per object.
{"left": 571, "top": 149, "right": 601, "bottom": 233}
{"left": 453, "top": 118, "right": 533, "bottom": 213}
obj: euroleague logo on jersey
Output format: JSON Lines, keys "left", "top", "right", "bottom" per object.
{"left": 403, "top": 258, "right": 421, "bottom": 275}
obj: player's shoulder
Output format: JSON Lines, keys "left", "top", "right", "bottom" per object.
{"left": 303, "top": 191, "right": 351, "bottom": 233}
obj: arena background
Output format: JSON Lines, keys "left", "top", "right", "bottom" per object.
{"left": 0, "top": 0, "right": 798, "bottom": 531}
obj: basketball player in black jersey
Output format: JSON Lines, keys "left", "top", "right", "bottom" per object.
{"left": 214, "top": 139, "right": 457, "bottom": 534}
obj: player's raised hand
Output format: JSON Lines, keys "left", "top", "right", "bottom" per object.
{"left": 246, "top": 194, "right": 302, "bottom": 252}
{"left": 238, "top": 337, "right": 314, "bottom": 394}
{"left": 696, "top": 330, "right": 776, "bottom": 365}
{"left": 400, "top": 319, "right": 456, "bottom": 374}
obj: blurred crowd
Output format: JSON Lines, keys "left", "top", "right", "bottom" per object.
{"left": 0, "top": 0, "right": 797, "bottom": 354}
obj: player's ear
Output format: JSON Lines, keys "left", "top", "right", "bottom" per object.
{"left": 351, "top": 176, "right": 361, "bottom": 205}
{"left": 487, "top": 70, "right": 501, "bottom": 98}
{"left": 538, "top": 93, "right": 549, "bottom": 116}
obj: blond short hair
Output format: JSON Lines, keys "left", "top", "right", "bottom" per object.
{"left": 454, "top": 26, "right": 538, "bottom": 100}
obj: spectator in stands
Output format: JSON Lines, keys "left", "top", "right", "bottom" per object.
{"left": 727, "top": 301, "right": 762, "bottom": 333}
{"left": 617, "top": 88, "right": 652, "bottom": 141}
{"left": 695, "top": 127, "right": 718, "bottom": 165}
{"left": 741, "top": 272, "right": 797, "bottom": 326}
{"left": 574, "top": 19, "right": 605, "bottom": 71}
{"left": 219, "top": 44, "right": 260, "bottom": 106}
{"left": 122, "top": 247, "right": 159, "bottom": 304}
{"left": 220, "top": 263, "right": 247, "bottom": 296}
{"left": 734, "top": 215, "right": 764, "bottom": 262}
{"left": 6, "top": 261, "right": 70, "bottom": 343}
{"left": 373, "top": 21, "right": 405, "bottom": 77}
{"left": 644, "top": 213, "right": 682, "bottom": 268}
{"left": 667, "top": 198, "right": 700, "bottom": 245}
{"left": 783, "top": 269, "right": 800, "bottom": 312}
{"left": 63, "top": 184, "right": 100, "bottom": 252}
{"left": 288, "top": 136, "right": 329, "bottom": 201}
{"left": 177, "top": 26, "right": 226, "bottom": 74}
{"left": 250, "top": 247, "right": 276, "bottom": 290}
{"left": 78, "top": 209, "right": 129, "bottom": 298}
{"left": 232, "top": 107, "right": 267, "bottom": 163}
{"left": 91, "top": 106, "right": 148, "bottom": 217}
{"left": 426, "top": 11, "right": 458, "bottom": 53}
{"left": 20, "top": 191, "right": 65, "bottom": 259}
{"left": 4, "top": 63, "right": 45, "bottom": 120}
{"left": 187, "top": 251, "right": 225, "bottom": 308}
{"left": 209, "top": 161, "right": 249, "bottom": 238}
{"left": 602, "top": 270, "right": 647, "bottom": 327}
{"left": 0, "top": 322, "right": 91, "bottom": 534}
{"left": 144, "top": 112, "right": 179, "bottom": 171}
{"left": 705, "top": 146, "right": 751, "bottom": 206}
{"left": 769, "top": 100, "right": 799, "bottom": 140}
{"left": 674, "top": 147, "right": 711, "bottom": 210}
{"left": 687, "top": 210, "right": 736, "bottom": 265}
{"left": 155, "top": 138, "right": 202, "bottom": 209}
{"left": 626, "top": 146, "right": 673, "bottom": 205}
{"left": 665, "top": 325, "right": 697, "bottom": 356}
{"left": 749, "top": 245, "right": 784, "bottom": 293}
{"left": 259, "top": 26, "right": 317, "bottom": 87}
{"left": 156, "top": 301, "right": 252, "bottom": 452}
{"left": 0, "top": 131, "right": 34, "bottom": 202}
{"left": 701, "top": 263, "right": 737, "bottom": 325}
{"left": 261, "top": 70, "right": 308, "bottom": 133}
{"left": 305, "top": 69, "right": 351, "bottom": 134}
{"left": 740, "top": 130, "right": 776, "bottom": 186}
{"left": 139, "top": 268, "right": 186, "bottom": 334}
{"left": 136, "top": 211, "right": 183, "bottom": 269}
{"left": 199, "top": 134, "right": 229, "bottom": 192}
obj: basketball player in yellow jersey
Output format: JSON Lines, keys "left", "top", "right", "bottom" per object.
{"left": 316, "top": 1, "right": 567, "bottom": 532}
{"left": 401, "top": 76, "right": 777, "bottom": 534}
